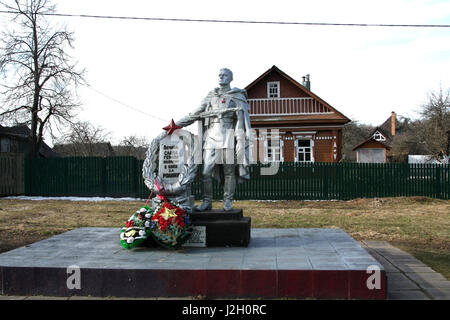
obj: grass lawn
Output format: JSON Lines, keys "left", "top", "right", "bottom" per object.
{"left": 0, "top": 196, "right": 448, "bottom": 279}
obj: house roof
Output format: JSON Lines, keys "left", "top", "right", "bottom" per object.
{"left": 352, "top": 136, "right": 391, "bottom": 151}
{"left": 0, "top": 124, "right": 31, "bottom": 138}
{"left": 245, "top": 65, "right": 350, "bottom": 123}
{"left": 53, "top": 142, "right": 115, "bottom": 157}
{"left": 352, "top": 113, "right": 402, "bottom": 151}
{"left": 0, "top": 124, "right": 59, "bottom": 158}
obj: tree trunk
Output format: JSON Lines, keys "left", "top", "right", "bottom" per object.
{"left": 30, "top": 15, "right": 40, "bottom": 158}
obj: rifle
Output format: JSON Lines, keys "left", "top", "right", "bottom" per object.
{"left": 199, "top": 107, "right": 242, "bottom": 119}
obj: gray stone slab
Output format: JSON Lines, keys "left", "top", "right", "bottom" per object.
{"left": 425, "top": 288, "right": 450, "bottom": 300}
{"left": 24, "top": 296, "right": 69, "bottom": 300}
{"left": 413, "top": 279, "right": 450, "bottom": 289}
{"left": 387, "top": 290, "right": 430, "bottom": 300}
{"left": 387, "top": 273, "right": 420, "bottom": 290}
{"left": 406, "top": 272, "right": 447, "bottom": 282}
{"left": 0, "top": 228, "right": 384, "bottom": 272}
{"left": 0, "top": 295, "right": 27, "bottom": 300}
{"left": 398, "top": 265, "right": 443, "bottom": 274}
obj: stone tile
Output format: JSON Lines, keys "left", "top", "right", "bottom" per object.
{"left": 0, "top": 295, "right": 27, "bottom": 300}
{"left": 399, "top": 266, "right": 436, "bottom": 273}
{"left": 394, "top": 262, "right": 432, "bottom": 272}
{"left": 342, "top": 257, "right": 379, "bottom": 264}
{"left": 387, "top": 273, "right": 419, "bottom": 290}
{"left": 276, "top": 258, "right": 313, "bottom": 270}
{"left": 311, "top": 263, "right": 349, "bottom": 270}
{"left": 387, "top": 290, "right": 430, "bottom": 300}
{"left": 24, "top": 295, "right": 69, "bottom": 300}
{"left": 405, "top": 272, "right": 447, "bottom": 282}
{"left": 362, "top": 240, "right": 392, "bottom": 248}
{"left": 424, "top": 288, "right": 450, "bottom": 300}
{"left": 309, "top": 256, "right": 345, "bottom": 265}
{"left": 413, "top": 280, "right": 450, "bottom": 289}
{"left": 345, "top": 263, "right": 384, "bottom": 271}
{"left": 68, "top": 295, "right": 108, "bottom": 300}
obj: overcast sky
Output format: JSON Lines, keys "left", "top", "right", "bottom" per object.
{"left": 1, "top": 0, "right": 450, "bottom": 146}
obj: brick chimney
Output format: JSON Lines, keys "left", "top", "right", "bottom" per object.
{"left": 391, "top": 111, "right": 396, "bottom": 136}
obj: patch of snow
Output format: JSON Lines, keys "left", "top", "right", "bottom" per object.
{"left": 2, "top": 196, "right": 144, "bottom": 202}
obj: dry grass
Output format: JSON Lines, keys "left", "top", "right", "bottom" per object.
{"left": 0, "top": 196, "right": 449, "bottom": 278}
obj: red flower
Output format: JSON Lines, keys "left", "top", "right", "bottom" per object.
{"left": 152, "top": 201, "right": 187, "bottom": 231}
{"left": 126, "top": 220, "right": 134, "bottom": 228}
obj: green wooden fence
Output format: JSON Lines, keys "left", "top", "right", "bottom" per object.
{"left": 24, "top": 157, "right": 450, "bottom": 200}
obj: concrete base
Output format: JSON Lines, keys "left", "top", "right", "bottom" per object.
{"left": 189, "top": 209, "right": 251, "bottom": 247}
{"left": 0, "top": 228, "right": 386, "bottom": 299}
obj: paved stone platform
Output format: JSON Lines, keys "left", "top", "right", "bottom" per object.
{"left": 0, "top": 228, "right": 386, "bottom": 299}
{"left": 361, "top": 241, "right": 450, "bottom": 300}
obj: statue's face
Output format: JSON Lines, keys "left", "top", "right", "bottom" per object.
{"left": 218, "top": 69, "right": 232, "bottom": 86}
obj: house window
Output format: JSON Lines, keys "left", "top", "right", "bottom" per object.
{"left": 0, "top": 137, "right": 11, "bottom": 152}
{"left": 357, "top": 148, "right": 386, "bottom": 163}
{"left": 373, "top": 131, "right": 386, "bottom": 141}
{"left": 264, "top": 137, "right": 284, "bottom": 162}
{"left": 295, "top": 139, "right": 314, "bottom": 162}
{"left": 267, "top": 82, "right": 280, "bottom": 98}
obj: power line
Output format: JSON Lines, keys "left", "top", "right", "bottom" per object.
{"left": 0, "top": 10, "right": 450, "bottom": 28}
{"left": 84, "top": 84, "right": 169, "bottom": 123}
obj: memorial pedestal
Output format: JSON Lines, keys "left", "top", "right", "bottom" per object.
{"left": 188, "top": 209, "right": 251, "bottom": 247}
{"left": 0, "top": 228, "right": 387, "bottom": 299}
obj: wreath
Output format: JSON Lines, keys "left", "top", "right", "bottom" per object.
{"left": 120, "top": 205, "right": 153, "bottom": 249}
{"left": 150, "top": 199, "right": 193, "bottom": 249}
{"left": 120, "top": 199, "right": 193, "bottom": 250}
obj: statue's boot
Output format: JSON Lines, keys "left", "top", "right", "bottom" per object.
{"left": 194, "top": 177, "right": 212, "bottom": 211}
{"left": 223, "top": 170, "right": 236, "bottom": 212}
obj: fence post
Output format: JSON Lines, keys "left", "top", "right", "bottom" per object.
{"left": 322, "top": 163, "right": 328, "bottom": 200}
{"left": 435, "top": 165, "right": 441, "bottom": 199}
{"left": 132, "top": 157, "right": 138, "bottom": 198}
{"left": 101, "top": 157, "right": 107, "bottom": 197}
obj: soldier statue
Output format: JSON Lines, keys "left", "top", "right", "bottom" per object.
{"left": 176, "top": 68, "right": 252, "bottom": 211}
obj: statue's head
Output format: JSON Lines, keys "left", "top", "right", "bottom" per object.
{"left": 218, "top": 68, "right": 233, "bottom": 86}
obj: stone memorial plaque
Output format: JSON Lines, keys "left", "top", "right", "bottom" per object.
{"left": 158, "top": 135, "right": 184, "bottom": 184}
{"left": 182, "top": 226, "right": 206, "bottom": 247}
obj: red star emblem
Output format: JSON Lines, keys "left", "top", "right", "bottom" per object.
{"left": 162, "top": 119, "right": 182, "bottom": 135}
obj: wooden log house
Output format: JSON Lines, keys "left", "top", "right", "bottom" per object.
{"left": 245, "top": 65, "right": 350, "bottom": 163}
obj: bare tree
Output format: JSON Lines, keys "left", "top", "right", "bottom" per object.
{"left": 0, "top": 0, "right": 85, "bottom": 157}
{"left": 342, "top": 120, "right": 374, "bottom": 161}
{"left": 415, "top": 88, "right": 450, "bottom": 159}
{"left": 115, "top": 135, "right": 150, "bottom": 159}
{"left": 57, "top": 120, "right": 111, "bottom": 145}
{"left": 53, "top": 120, "right": 112, "bottom": 156}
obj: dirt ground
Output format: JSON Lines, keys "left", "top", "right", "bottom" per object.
{"left": 0, "top": 196, "right": 448, "bottom": 278}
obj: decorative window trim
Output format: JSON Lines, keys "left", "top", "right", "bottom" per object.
{"left": 264, "top": 136, "right": 284, "bottom": 162}
{"left": 267, "top": 81, "right": 280, "bottom": 98}
{"left": 373, "top": 131, "right": 386, "bottom": 141}
{"left": 294, "top": 138, "right": 315, "bottom": 163}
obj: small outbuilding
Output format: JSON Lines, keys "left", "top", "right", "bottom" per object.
{"left": 352, "top": 112, "right": 398, "bottom": 163}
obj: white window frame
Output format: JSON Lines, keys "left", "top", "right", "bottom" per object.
{"left": 294, "top": 138, "right": 314, "bottom": 162}
{"left": 373, "top": 131, "right": 386, "bottom": 141}
{"left": 356, "top": 148, "right": 386, "bottom": 163}
{"left": 264, "top": 136, "right": 284, "bottom": 162}
{"left": 267, "top": 81, "right": 280, "bottom": 98}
